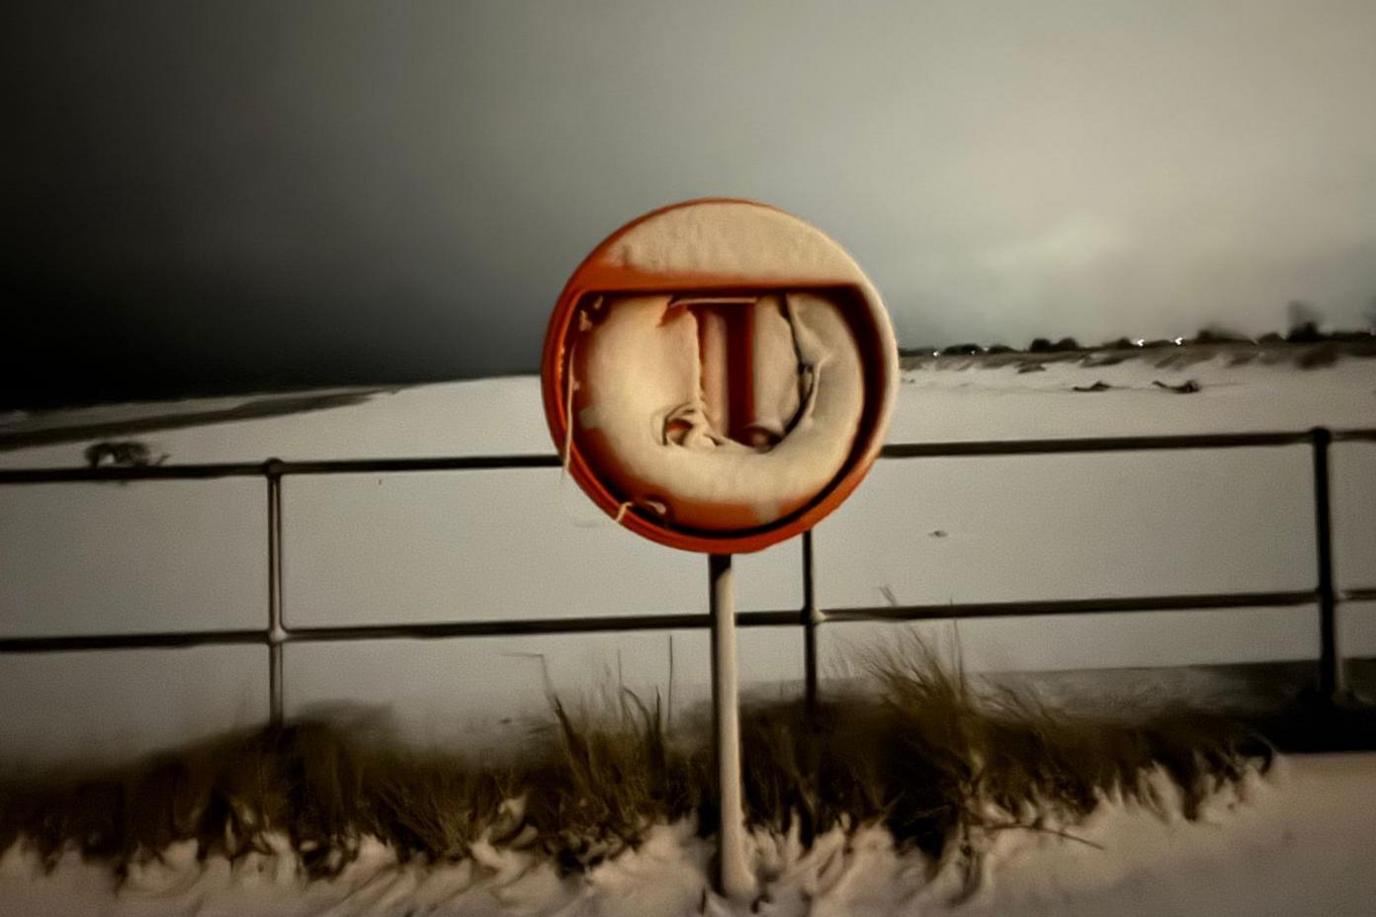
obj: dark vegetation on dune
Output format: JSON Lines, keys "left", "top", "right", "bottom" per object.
{"left": 0, "top": 642, "right": 1271, "bottom": 889}
{"left": 901, "top": 320, "right": 1376, "bottom": 370}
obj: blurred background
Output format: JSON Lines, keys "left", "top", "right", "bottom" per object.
{"left": 3, "top": 0, "right": 1375, "bottom": 409}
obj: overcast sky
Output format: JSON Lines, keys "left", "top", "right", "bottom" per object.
{"left": 3, "top": 0, "right": 1375, "bottom": 408}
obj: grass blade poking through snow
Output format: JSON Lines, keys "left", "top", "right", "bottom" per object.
{"left": 0, "top": 634, "right": 1272, "bottom": 886}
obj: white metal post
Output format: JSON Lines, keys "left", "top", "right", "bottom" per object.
{"left": 267, "top": 463, "right": 285, "bottom": 726}
{"left": 710, "top": 553, "right": 753, "bottom": 899}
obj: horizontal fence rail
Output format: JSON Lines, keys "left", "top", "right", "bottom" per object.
{"left": 3, "top": 427, "right": 1375, "bottom": 485}
{"left": 3, "top": 426, "right": 1375, "bottom": 721}
{"left": 0, "top": 611, "right": 803, "bottom": 655}
{"left": 824, "top": 590, "right": 1323, "bottom": 623}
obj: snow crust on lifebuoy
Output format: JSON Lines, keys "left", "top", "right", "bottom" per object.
{"left": 598, "top": 200, "right": 861, "bottom": 283}
{"left": 571, "top": 291, "right": 864, "bottom": 531}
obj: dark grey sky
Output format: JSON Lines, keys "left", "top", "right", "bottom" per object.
{"left": 3, "top": 0, "right": 1374, "bottom": 408}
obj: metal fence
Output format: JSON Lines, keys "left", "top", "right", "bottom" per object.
{"left": 3, "top": 426, "right": 1375, "bottom": 723}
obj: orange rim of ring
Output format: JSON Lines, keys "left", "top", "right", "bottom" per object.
{"left": 541, "top": 198, "right": 896, "bottom": 554}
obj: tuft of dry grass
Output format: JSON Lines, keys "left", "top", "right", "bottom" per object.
{"left": 0, "top": 639, "right": 1271, "bottom": 883}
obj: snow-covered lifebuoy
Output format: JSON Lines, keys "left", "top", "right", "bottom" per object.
{"left": 542, "top": 199, "right": 897, "bottom": 553}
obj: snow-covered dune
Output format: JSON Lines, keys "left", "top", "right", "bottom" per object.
{"left": 1, "top": 350, "right": 1374, "bottom": 763}
{"left": 1, "top": 753, "right": 1373, "bottom": 916}
{"left": 4, "top": 349, "right": 1376, "bottom": 467}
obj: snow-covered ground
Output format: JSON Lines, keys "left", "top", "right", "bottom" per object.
{"left": 5, "top": 347, "right": 1376, "bottom": 466}
{"left": 1, "top": 350, "right": 1375, "bottom": 764}
{"left": 1, "top": 753, "right": 1373, "bottom": 916}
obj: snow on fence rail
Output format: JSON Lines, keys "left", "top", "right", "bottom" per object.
{"left": 2, "top": 426, "right": 1374, "bottom": 723}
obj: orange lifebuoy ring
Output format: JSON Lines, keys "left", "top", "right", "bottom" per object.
{"left": 542, "top": 199, "right": 897, "bottom": 553}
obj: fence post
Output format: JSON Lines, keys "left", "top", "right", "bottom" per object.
{"left": 1311, "top": 428, "right": 1343, "bottom": 701}
{"left": 802, "top": 530, "right": 819, "bottom": 719}
{"left": 266, "top": 460, "right": 286, "bottom": 726}
{"left": 709, "top": 553, "right": 753, "bottom": 899}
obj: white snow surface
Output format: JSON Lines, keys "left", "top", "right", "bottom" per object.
{"left": 2, "top": 351, "right": 1376, "bottom": 763}
{"left": 602, "top": 200, "right": 865, "bottom": 284}
{"left": 4, "top": 351, "right": 1375, "bottom": 469}
{"left": 1, "top": 753, "right": 1373, "bottom": 916}
{"left": 2, "top": 355, "right": 1375, "bottom": 911}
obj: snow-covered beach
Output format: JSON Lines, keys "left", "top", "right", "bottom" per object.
{"left": 1, "top": 753, "right": 1373, "bottom": 916}
{"left": 2, "top": 347, "right": 1375, "bottom": 914}
{"left": 3, "top": 347, "right": 1375, "bottom": 755}
{"left": 7, "top": 0, "right": 1376, "bottom": 909}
